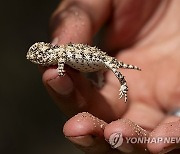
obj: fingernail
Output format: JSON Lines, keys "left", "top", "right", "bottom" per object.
{"left": 51, "top": 37, "right": 59, "bottom": 45}
{"left": 108, "top": 132, "right": 134, "bottom": 153}
{"left": 67, "top": 135, "right": 95, "bottom": 147}
{"left": 48, "top": 75, "right": 73, "bottom": 95}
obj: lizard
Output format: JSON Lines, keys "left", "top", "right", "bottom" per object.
{"left": 26, "top": 42, "right": 141, "bottom": 102}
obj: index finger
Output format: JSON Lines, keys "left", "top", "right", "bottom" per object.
{"left": 50, "top": 0, "right": 111, "bottom": 44}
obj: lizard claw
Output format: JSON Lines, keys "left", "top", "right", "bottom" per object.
{"left": 58, "top": 69, "right": 66, "bottom": 76}
{"left": 119, "top": 84, "right": 128, "bottom": 102}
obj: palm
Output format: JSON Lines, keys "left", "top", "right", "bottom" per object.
{"left": 89, "top": 35, "right": 180, "bottom": 128}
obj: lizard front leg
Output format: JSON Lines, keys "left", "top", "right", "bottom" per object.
{"left": 58, "top": 57, "right": 66, "bottom": 76}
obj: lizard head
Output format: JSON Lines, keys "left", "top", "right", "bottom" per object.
{"left": 27, "top": 42, "right": 58, "bottom": 66}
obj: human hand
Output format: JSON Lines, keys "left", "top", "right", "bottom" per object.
{"left": 41, "top": 0, "right": 180, "bottom": 153}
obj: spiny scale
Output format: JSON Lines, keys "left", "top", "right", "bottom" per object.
{"left": 26, "top": 42, "right": 141, "bottom": 102}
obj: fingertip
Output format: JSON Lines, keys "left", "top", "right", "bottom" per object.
{"left": 63, "top": 112, "right": 106, "bottom": 137}
{"left": 63, "top": 113, "right": 93, "bottom": 137}
{"left": 42, "top": 67, "right": 74, "bottom": 95}
{"left": 104, "top": 119, "right": 149, "bottom": 153}
{"left": 63, "top": 117, "right": 96, "bottom": 148}
{"left": 50, "top": 0, "right": 111, "bottom": 44}
{"left": 42, "top": 66, "right": 58, "bottom": 81}
{"left": 104, "top": 119, "right": 138, "bottom": 139}
{"left": 147, "top": 118, "right": 180, "bottom": 154}
{"left": 50, "top": 2, "right": 93, "bottom": 44}
{"left": 63, "top": 112, "right": 112, "bottom": 153}
{"left": 104, "top": 119, "right": 136, "bottom": 153}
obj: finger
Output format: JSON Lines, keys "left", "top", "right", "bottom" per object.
{"left": 42, "top": 66, "right": 86, "bottom": 116}
{"left": 63, "top": 112, "right": 119, "bottom": 153}
{"left": 42, "top": 66, "right": 127, "bottom": 121}
{"left": 147, "top": 116, "right": 180, "bottom": 154}
{"left": 122, "top": 101, "right": 165, "bottom": 130}
{"left": 103, "top": 0, "right": 162, "bottom": 50}
{"left": 104, "top": 118, "right": 150, "bottom": 153}
{"left": 50, "top": 0, "right": 111, "bottom": 44}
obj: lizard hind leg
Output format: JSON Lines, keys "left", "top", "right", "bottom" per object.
{"left": 105, "top": 58, "right": 128, "bottom": 102}
{"left": 113, "top": 70, "right": 128, "bottom": 102}
{"left": 104, "top": 60, "right": 128, "bottom": 102}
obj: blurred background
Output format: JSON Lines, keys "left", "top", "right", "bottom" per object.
{"left": 0, "top": 0, "right": 82, "bottom": 153}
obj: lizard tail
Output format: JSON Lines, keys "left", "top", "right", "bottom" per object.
{"left": 118, "top": 61, "right": 141, "bottom": 71}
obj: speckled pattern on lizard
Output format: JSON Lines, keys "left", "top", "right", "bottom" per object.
{"left": 26, "top": 42, "right": 141, "bottom": 102}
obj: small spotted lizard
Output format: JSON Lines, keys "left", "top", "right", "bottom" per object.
{"left": 26, "top": 42, "right": 141, "bottom": 102}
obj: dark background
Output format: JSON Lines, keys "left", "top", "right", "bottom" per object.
{"left": 0, "top": 0, "right": 82, "bottom": 153}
